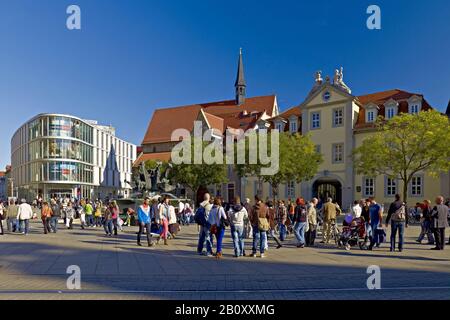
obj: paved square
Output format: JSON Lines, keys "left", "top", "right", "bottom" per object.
{"left": 0, "top": 220, "right": 449, "bottom": 300}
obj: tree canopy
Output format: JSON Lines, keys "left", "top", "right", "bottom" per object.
{"left": 353, "top": 110, "right": 450, "bottom": 203}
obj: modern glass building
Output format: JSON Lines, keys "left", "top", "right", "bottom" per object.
{"left": 11, "top": 114, "right": 137, "bottom": 201}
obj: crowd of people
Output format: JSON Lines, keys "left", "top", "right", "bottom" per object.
{"left": 0, "top": 193, "right": 449, "bottom": 258}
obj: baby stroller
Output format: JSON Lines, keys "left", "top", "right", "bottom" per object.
{"left": 339, "top": 217, "right": 368, "bottom": 251}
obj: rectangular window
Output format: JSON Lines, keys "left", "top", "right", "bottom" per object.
{"left": 275, "top": 122, "right": 284, "bottom": 131}
{"left": 386, "top": 107, "right": 395, "bottom": 119}
{"left": 410, "top": 104, "right": 420, "bottom": 114}
{"left": 386, "top": 177, "right": 397, "bottom": 196}
{"left": 311, "top": 112, "right": 320, "bottom": 129}
{"left": 411, "top": 176, "right": 423, "bottom": 196}
{"left": 290, "top": 120, "right": 297, "bottom": 133}
{"left": 315, "top": 145, "right": 321, "bottom": 154}
{"left": 363, "top": 177, "right": 375, "bottom": 197}
{"left": 286, "top": 180, "right": 295, "bottom": 198}
{"left": 333, "top": 108, "right": 344, "bottom": 127}
{"left": 367, "top": 110, "right": 375, "bottom": 123}
{"left": 332, "top": 143, "right": 344, "bottom": 163}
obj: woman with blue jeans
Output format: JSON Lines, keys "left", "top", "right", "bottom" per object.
{"left": 208, "top": 197, "right": 227, "bottom": 259}
{"left": 293, "top": 198, "right": 307, "bottom": 248}
{"left": 228, "top": 196, "right": 248, "bottom": 258}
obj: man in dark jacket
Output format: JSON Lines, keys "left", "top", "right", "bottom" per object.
{"left": 50, "top": 200, "right": 62, "bottom": 233}
{"left": 250, "top": 196, "right": 269, "bottom": 258}
{"left": 385, "top": 194, "right": 407, "bottom": 252}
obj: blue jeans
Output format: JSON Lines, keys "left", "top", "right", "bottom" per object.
{"left": 279, "top": 223, "right": 287, "bottom": 241}
{"left": 19, "top": 219, "right": 30, "bottom": 234}
{"left": 50, "top": 216, "right": 59, "bottom": 232}
{"left": 370, "top": 221, "right": 380, "bottom": 247}
{"left": 86, "top": 215, "right": 94, "bottom": 226}
{"left": 104, "top": 220, "right": 113, "bottom": 235}
{"left": 294, "top": 222, "right": 307, "bottom": 245}
{"left": 418, "top": 220, "right": 434, "bottom": 243}
{"left": 231, "top": 225, "right": 245, "bottom": 257}
{"left": 197, "top": 225, "right": 213, "bottom": 254}
{"left": 214, "top": 227, "right": 225, "bottom": 254}
{"left": 252, "top": 226, "right": 267, "bottom": 254}
{"left": 7, "top": 218, "right": 18, "bottom": 232}
{"left": 390, "top": 221, "right": 405, "bottom": 251}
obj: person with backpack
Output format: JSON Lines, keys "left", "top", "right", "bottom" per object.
{"left": 249, "top": 195, "right": 270, "bottom": 258}
{"left": 293, "top": 197, "right": 308, "bottom": 248}
{"left": 368, "top": 197, "right": 384, "bottom": 250}
{"left": 227, "top": 196, "right": 248, "bottom": 258}
{"left": 50, "top": 199, "right": 62, "bottom": 233}
{"left": 385, "top": 194, "right": 407, "bottom": 252}
{"left": 208, "top": 197, "right": 228, "bottom": 259}
{"left": 196, "top": 193, "right": 214, "bottom": 256}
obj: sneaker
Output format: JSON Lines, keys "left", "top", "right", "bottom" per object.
{"left": 430, "top": 247, "right": 440, "bottom": 250}
{"left": 415, "top": 239, "right": 422, "bottom": 243}
{"left": 137, "top": 242, "right": 142, "bottom": 247}
{"left": 250, "top": 253, "right": 257, "bottom": 257}
{"left": 260, "top": 254, "right": 266, "bottom": 258}
{"left": 276, "top": 244, "right": 282, "bottom": 249}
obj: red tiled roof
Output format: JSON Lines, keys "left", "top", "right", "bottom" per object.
{"left": 354, "top": 89, "right": 433, "bottom": 130}
{"left": 133, "top": 152, "right": 172, "bottom": 167}
{"left": 142, "top": 95, "right": 276, "bottom": 145}
{"left": 0, "top": 171, "right": 5, "bottom": 177}
{"left": 203, "top": 111, "right": 224, "bottom": 135}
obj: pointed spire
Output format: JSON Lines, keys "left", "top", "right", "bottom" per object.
{"left": 235, "top": 48, "right": 246, "bottom": 105}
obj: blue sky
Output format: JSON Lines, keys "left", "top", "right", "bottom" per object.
{"left": 0, "top": 0, "right": 449, "bottom": 168}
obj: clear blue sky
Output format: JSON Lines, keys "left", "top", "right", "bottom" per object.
{"left": 1, "top": 0, "right": 449, "bottom": 168}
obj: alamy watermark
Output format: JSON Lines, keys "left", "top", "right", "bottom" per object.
{"left": 366, "top": 265, "right": 381, "bottom": 290}
{"left": 366, "top": 5, "right": 381, "bottom": 30}
{"left": 66, "top": 265, "right": 81, "bottom": 290}
{"left": 66, "top": 5, "right": 81, "bottom": 30}
{"left": 171, "top": 121, "right": 280, "bottom": 175}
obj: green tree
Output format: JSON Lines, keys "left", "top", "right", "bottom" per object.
{"left": 235, "top": 132, "right": 323, "bottom": 202}
{"left": 353, "top": 110, "right": 450, "bottom": 204}
{"left": 168, "top": 137, "right": 228, "bottom": 197}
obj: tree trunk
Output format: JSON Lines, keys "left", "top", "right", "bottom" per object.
{"left": 402, "top": 179, "right": 408, "bottom": 206}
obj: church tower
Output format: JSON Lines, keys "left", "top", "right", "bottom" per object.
{"left": 235, "top": 48, "right": 246, "bottom": 105}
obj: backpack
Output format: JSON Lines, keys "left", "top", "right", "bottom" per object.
{"left": 258, "top": 216, "right": 270, "bottom": 232}
{"left": 194, "top": 206, "right": 207, "bottom": 226}
{"left": 392, "top": 205, "right": 406, "bottom": 221}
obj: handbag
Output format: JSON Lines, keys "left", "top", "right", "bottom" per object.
{"left": 257, "top": 217, "right": 270, "bottom": 232}
{"left": 210, "top": 224, "right": 218, "bottom": 235}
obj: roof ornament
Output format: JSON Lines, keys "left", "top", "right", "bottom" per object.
{"left": 333, "top": 66, "right": 351, "bottom": 94}
{"left": 314, "top": 71, "right": 323, "bottom": 85}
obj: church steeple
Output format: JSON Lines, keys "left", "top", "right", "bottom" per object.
{"left": 235, "top": 48, "right": 246, "bottom": 105}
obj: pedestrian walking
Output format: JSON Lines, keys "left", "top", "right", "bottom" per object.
{"left": 5, "top": 200, "right": 19, "bottom": 233}
{"left": 196, "top": 193, "right": 214, "bottom": 256}
{"left": 0, "top": 201, "right": 4, "bottom": 235}
{"left": 385, "top": 194, "right": 407, "bottom": 252}
{"left": 305, "top": 198, "right": 319, "bottom": 246}
{"left": 17, "top": 199, "right": 33, "bottom": 235}
{"left": 208, "top": 197, "right": 228, "bottom": 259}
{"left": 293, "top": 198, "right": 308, "bottom": 248}
{"left": 266, "top": 201, "right": 283, "bottom": 249}
{"left": 84, "top": 200, "right": 94, "bottom": 227}
{"left": 50, "top": 199, "right": 61, "bottom": 233}
{"left": 249, "top": 195, "right": 269, "bottom": 258}
{"left": 64, "top": 202, "right": 75, "bottom": 229}
{"left": 321, "top": 197, "right": 338, "bottom": 244}
{"left": 137, "top": 197, "right": 154, "bottom": 247}
{"left": 41, "top": 202, "right": 52, "bottom": 234}
{"left": 430, "top": 196, "right": 449, "bottom": 250}
{"left": 352, "top": 200, "right": 362, "bottom": 218}
{"left": 416, "top": 200, "right": 435, "bottom": 244}
{"left": 103, "top": 204, "right": 113, "bottom": 236}
{"left": 277, "top": 200, "right": 288, "bottom": 241}
{"left": 228, "top": 196, "right": 248, "bottom": 258}
{"left": 368, "top": 197, "right": 383, "bottom": 250}
{"left": 157, "top": 197, "right": 170, "bottom": 245}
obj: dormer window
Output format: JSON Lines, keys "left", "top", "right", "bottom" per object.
{"left": 408, "top": 95, "right": 422, "bottom": 114}
{"left": 364, "top": 103, "right": 379, "bottom": 123}
{"left": 366, "top": 110, "right": 376, "bottom": 123}
{"left": 275, "top": 122, "right": 284, "bottom": 132}
{"left": 384, "top": 98, "right": 398, "bottom": 120}
{"left": 289, "top": 116, "right": 298, "bottom": 133}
